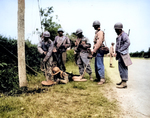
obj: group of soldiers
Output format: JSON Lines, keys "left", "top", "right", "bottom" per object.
{"left": 37, "top": 20, "right": 131, "bottom": 88}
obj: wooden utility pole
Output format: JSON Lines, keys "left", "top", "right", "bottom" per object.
{"left": 18, "top": 0, "right": 27, "bottom": 87}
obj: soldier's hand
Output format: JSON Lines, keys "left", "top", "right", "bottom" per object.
{"left": 114, "top": 53, "right": 117, "bottom": 57}
{"left": 44, "top": 51, "right": 47, "bottom": 55}
{"left": 53, "top": 48, "right": 57, "bottom": 52}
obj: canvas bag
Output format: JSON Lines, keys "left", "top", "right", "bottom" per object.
{"left": 119, "top": 33, "right": 132, "bottom": 66}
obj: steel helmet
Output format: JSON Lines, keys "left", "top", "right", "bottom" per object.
{"left": 93, "top": 20, "right": 100, "bottom": 27}
{"left": 76, "top": 29, "right": 83, "bottom": 35}
{"left": 43, "top": 31, "right": 50, "bottom": 37}
{"left": 81, "top": 37, "right": 88, "bottom": 43}
{"left": 57, "top": 28, "right": 64, "bottom": 33}
{"left": 114, "top": 22, "right": 123, "bottom": 29}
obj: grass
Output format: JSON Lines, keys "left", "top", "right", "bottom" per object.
{"left": 0, "top": 58, "right": 120, "bottom": 118}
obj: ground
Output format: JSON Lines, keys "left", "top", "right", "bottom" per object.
{"left": 104, "top": 57, "right": 150, "bottom": 118}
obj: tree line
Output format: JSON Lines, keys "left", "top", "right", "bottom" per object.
{"left": 130, "top": 48, "right": 150, "bottom": 58}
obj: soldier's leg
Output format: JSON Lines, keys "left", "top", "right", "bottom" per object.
{"left": 62, "top": 52, "right": 66, "bottom": 65}
{"left": 96, "top": 56, "right": 105, "bottom": 85}
{"left": 95, "top": 56, "right": 100, "bottom": 81}
{"left": 118, "top": 57, "right": 128, "bottom": 81}
{"left": 46, "top": 56, "right": 53, "bottom": 81}
{"left": 61, "top": 52, "right": 66, "bottom": 72}
{"left": 85, "top": 64, "right": 93, "bottom": 80}
{"left": 57, "top": 52, "right": 62, "bottom": 70}
{"left": 77, "top": 57, "right": 84, "bottom": 75}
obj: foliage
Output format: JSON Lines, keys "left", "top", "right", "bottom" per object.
{"left": 0, "top": 59, "right": 120, "bottom": 118}
{"left": 66, "top": 49, "right": 75, "bottom": 62}
{"left": 0, "top": 35, "right": 42, "bottom": 93}
{"left": 40, "top": 7, "right": 61, "bottom": 41}
{"left": 130, "top": 48, "right": 150, "bottom": 58}
{"left": 66, "top": 32, "right": 76, "bottom": 48}
{"left": 0, "top": 63, "right": 19, "bottom": 93}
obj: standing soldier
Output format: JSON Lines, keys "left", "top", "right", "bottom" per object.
{"left": 53, "top": 28, "right": 70, "bottom": 72}
{"left": 37, "top": 31, "right": 54, "bottom": 83}
{"left": 114, "top": 22, "right": 130, "bottom": 88}
{"left": 92, "top": 20, "right": 105, "bottom": 85}
{"left": 74, "top": 29, "right": 93, "bottom": 80}
{"left": 110, "top": 42, "right": 115, "bottom": 67}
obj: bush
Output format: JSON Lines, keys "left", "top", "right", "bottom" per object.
{"left": 0, "top": 63, "right": 19, "bottom": 93}
{"left": 66, "top": 49, "right": 75, "bottom": 62}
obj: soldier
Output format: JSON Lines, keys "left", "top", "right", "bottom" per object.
{"left": 53, "top": 28, "right": 70, "bottom": 72}
{"left": 114, "top": 22, "right": 131, "bottom": 88}
{"left": 51, "top": 67, "right": 69, "bottom": 84}
{"left": 74, "top": 29, "right": 93, "bottom": 80}
{"left": 91, "top": 20, "right": 105, "bottom": 85}
{"left": 37, "top": 31, "right": 54, "bottom": 82}
{"left": 110, "top": 42, "right": 115, "bottom": 67}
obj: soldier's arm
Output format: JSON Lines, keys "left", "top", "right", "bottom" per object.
{"left": 93, "top": 31, "right": 103, "bottom": 53}
{"left": 119, "top": 34, "right": 130, "bottom": 53}
{"left": 37, "top": 41, "right": 44, "bottom": 54}
{"left": 43, "top": 42, "right": 54, "bottom": 62}
{"left": 83, "top": 43, "right": 91, "bottom": 49}
{"left": 64, "top": 37, "right": 71, "bottom": 48}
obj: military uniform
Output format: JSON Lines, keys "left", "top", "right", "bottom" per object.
{"left": 93, "top": 29, "right": 105, "bottom": 82}
{"left": 75, "top": 37, "right": 92, "bottom": 76}
{"left": 37, "top": 37, "right": 54, "bottom": 81}
{"left": 53, "top": 35, "right": 70, "bottom": 71}
{"left": 110, "top": 44, "right": 115, "bottom": 67}
{"left": 115, "top": 31, "right": 130, "bottom": 81}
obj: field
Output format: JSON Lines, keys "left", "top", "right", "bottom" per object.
{"left": 0, "top": 59, "right": 120, "bottom": 118}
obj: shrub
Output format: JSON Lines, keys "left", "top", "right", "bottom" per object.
{"left": 66, "top": 49, "right": 75, "bottom": 62}
{"left": 0, "top": 63, "right": 19, "bottom": 93}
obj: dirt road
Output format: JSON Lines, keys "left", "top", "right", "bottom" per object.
{"left": 104, "top": 58, "right": 150, "bottom": 118}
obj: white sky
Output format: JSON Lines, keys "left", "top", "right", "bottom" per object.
{"left": 0, "top": 0, "right": 150, "bottom": 52}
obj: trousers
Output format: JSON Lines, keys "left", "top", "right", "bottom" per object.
{"left": 95, "top": 54, "right": 105, "bottom": 80}
{"left": 118, "top": 55, "right": 128, "bottom": 81}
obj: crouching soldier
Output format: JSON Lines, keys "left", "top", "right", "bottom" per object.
{"left": 74, "top": 29, "right": 93, "bottom": 80}
{"left": 37, "top": 31, "right": 54, "bottom": 84}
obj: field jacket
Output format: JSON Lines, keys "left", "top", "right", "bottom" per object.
{"left": 115, "top": 31, "right": 130, "bottom": 55}
{"left": 37, "top": 39, "right": 54, "bottom": 62}
{"left": 54, "top": 36, "right": 70, "bottom": 52}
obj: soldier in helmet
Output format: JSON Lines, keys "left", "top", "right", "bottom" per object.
{"left": 110, "top": 42, "right": 115, "bottom": 67}
{"left": 114, "top": 22, "right": 130, "bottom": 88}
{"left": 74, "top": 29, "right": 93, "bottom": 80}
{"left": 53, "top": 28, "right": 71, "bottom": 72}
{"left": 92, "top": 20, "right": 105, "bottom": 85}
{"left": 37, "top": 31, "right": 54, "bottom": 82}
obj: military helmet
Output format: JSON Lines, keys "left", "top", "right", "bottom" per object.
{"left": 57, "top": 28, "right": 64, "bottom": 33}
{"left": 76, "top": 29, "right": 83, "bottom": 35}
{"left": 114, "top": 22, "right": 123, "bottom": 29}
{"left": 43, "top": 31, "right": 50, "bottom": 37}
{"left": 81, "top": 37, "right": 87, "bottom": 43}
{"left": 111, "top": 42, "right": 115, "bottom": 45}
{"left": 93, "top": 20, "right": 100, "bottom": 27}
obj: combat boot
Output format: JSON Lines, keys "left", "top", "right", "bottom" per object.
{"left": 98, "top": 79, "right": 105, "bottom": 85}
{"left": 116, "top": 82, "right": 127, "bottom": 88}
{"left": 89, "top": 74, "right": 93, "bottom": 81}
{"left": 116, "top": 81, "right": 122, "bottom": 85}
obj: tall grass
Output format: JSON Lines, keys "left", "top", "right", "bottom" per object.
{"left": 0, "top": 58, "right": 120, "bottom": 118}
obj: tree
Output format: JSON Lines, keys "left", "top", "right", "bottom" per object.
{"left": 40, "top": 7, "right": 61, "bottom": 41}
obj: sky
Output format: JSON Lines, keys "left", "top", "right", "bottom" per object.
{"left": 0, "top": 0, "right": 150, "bottom": 52}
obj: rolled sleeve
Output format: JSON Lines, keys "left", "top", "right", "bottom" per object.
{"left": 37, "top": 41, "right": 44, "bottom": 54}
